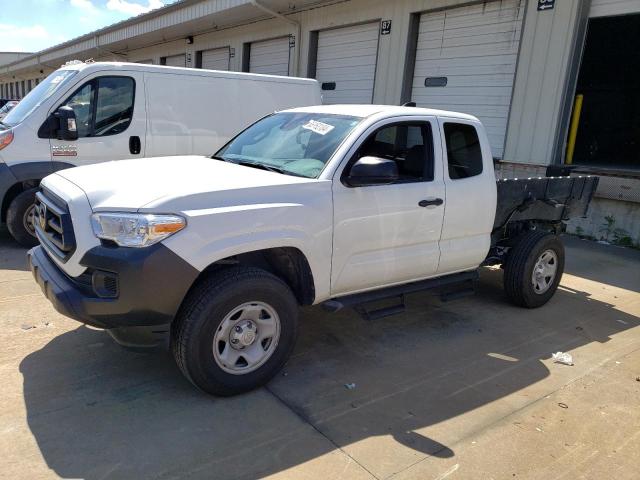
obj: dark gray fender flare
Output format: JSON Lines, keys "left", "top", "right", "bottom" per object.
{"left": 1, "top": 161, "right": 74, "bottom": 221}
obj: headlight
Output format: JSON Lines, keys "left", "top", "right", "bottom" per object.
{"left": 0, "top": 129, "right": 13, "bottom": 151}
{"left": 91, "top": 213, "right": 185, "bottom": 247}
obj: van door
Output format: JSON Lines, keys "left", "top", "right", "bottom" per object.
{"left": 49, "top": 72, "right": 146, "bottom": 166}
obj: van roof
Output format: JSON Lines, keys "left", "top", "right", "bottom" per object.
{"left": 59, "top": 61, "right": 319, "bottom": 86}
{"left": 284, "top": 104, "right": 480, "bottom": 121}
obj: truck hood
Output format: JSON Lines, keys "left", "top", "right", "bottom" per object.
{"left": 53, "top": 155, "right": 320, "bottom": 211}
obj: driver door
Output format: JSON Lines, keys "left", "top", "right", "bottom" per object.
{"left": 331, "top": 117, "right": 446, "bottom": 296}
{"left": 49, "top": 72, "right": 146, "bottom": 166}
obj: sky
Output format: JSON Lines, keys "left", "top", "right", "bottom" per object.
{"left": 0, "top": 0, "right": 179, "bottom": 53}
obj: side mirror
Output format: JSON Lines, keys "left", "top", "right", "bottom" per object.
{"left": 346, "top": 156, "right": 399, "bottom": 187}
{"left": 54, "top": 106, "right": 78, "bottom": 141}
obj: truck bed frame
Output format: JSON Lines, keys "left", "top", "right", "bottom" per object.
{"left": 487, "top": 175, "right": 599, "bottom": 258}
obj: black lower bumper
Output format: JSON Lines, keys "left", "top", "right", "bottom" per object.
{"left": 28, "top": 243, "right": 199, "bottom": 330}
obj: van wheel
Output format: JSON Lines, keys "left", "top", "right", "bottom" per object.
{"left": 503, "top": 231, "right": 565, "bottom": 308}
{"left": 171, "top": 267, "right": 299, "bottom": 396}
{"left": 6, "top": 188, "right": 39, "bottom": 248}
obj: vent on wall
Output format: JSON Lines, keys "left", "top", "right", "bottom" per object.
{"left": 424, "top": 77, "right": 447, "bottom": 87}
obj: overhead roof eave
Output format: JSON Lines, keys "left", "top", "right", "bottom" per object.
{"left": 1, "top": 0, "right": 339, "bottom": 76}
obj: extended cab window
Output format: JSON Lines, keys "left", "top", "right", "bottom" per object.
{"left": 61, "top": 76, "right": 135, "bottom": 138}
{"left": 444, "top": 123, "right": 483, "bottom": 179}
{"left": 354, "top": 122, "right": 434, "bottom": 182}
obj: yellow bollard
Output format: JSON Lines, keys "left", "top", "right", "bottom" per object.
{"left": 565, "top": 94, "right": 584, "bottom": 165}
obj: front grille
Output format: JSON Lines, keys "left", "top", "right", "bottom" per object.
{"left": 34, "top": 188, "right": 76, "bottom": 261}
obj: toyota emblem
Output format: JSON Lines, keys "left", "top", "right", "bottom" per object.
{"left": 38, "top": 203, "right": 47, "bottom": 229}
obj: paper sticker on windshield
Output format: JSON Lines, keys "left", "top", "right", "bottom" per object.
{"left": 50, "top": 75, "right": 65, "bottom": 85}
{"left": 302, "top": 120, "right": 335, "bottom": 135}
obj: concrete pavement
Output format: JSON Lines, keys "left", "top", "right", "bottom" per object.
{"left": 0, "top": 227, "right": 638, "bottom": 479}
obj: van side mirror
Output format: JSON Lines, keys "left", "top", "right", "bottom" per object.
{"left": 54, "top": 106, "right": 78, "bottom": 141}
{"left": 346, "top": 156, "right": 399, "bottom": 187}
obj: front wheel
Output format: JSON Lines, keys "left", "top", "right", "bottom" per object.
{"left": 503, "top": 231, "right": 565, "bottom": 308}
{"left": 6, "top": 188, "right": 39, "bottom": 247}
{"left": 171, "top": 267, "right": 299, "bottom": 396}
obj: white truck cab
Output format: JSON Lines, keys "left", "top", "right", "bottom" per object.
{"left": 0, "top": 61, "right": 321, "bottom": 246}
{"left": 28, "top": 105, "right": 598, "bottom": 396}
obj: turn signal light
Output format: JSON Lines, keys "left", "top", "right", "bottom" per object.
{"left": 0, "top": 130, "right": 13, "bottom": 151}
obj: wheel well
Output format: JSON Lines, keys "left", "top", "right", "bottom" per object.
{"left": 197, "top": 247, "right": 316, "bottom": 306}
{"left": 1, "top": 180, "right": 39, "bottom": 223}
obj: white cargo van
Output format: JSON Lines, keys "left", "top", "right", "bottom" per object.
{"left": 0, "top": 61, "right": 321, "bottom": 245}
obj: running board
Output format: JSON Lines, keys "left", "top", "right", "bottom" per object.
{"left": 355, "top": 295, "right": 406, "bottom": 321}
{"left": 439, "top": 279, "right": 477, "bottom": 302}
{"left": 322, "top": 270, "right": 479, "bottom": 316}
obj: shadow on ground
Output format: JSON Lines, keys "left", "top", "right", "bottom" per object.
{"left": 18, "top": 239, "right": 640, "bottom": 479}
{"left": 0, "top": 227, "right": 29, "bottom": 272}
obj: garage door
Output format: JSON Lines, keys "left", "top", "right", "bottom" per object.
{"left": 249, "top": 37, "right": 291, "bottom": 76}
{"left": 164, "top": 54, "right": 186, "bottom": 67}
{"left": 411, "top": 0, "right": 525, "bottom": 158}
{"left": 201, "top": 47, "right": 230, "bottom": 71}
{"left": 590, "top": 0, "right": 640, "bottom": 17}
{"left": 316, "top": 22, "right": 380, "bottom": 104}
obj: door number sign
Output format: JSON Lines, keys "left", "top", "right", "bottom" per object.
{"left": 538, "top": 0, "right": 555, "bottom": 10}
{"left": 381, "top": 20, "right": 392, "bottom": 35}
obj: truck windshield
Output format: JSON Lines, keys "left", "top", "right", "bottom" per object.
{"left": 2, "top": 70, "right": 78, "bottom": 127}
{"left": 216, "top": 112, "right": 362, "bottom": 178}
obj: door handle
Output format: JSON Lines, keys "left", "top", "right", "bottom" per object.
{"left": 419, "top": 198, "right": 444, "bottom": 207}
{"left": 129, "top": 136, "right": 141, "bottom": 155}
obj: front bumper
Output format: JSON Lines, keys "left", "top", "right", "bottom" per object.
{"left": 28, "top": 243, "right": 199, "bottom": 330}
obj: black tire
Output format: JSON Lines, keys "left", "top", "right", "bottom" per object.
{"left": 6, "top": 188, "right": 39, "bottom": 248}
{"left": 171, "top": 266, "right": 299, "bottom": 396}
{"left": 503, "top": 231, "right": 565, "bottom": 308}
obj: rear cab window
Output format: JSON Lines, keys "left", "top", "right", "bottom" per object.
{"left": 443, "top": 122, "right": 483, "bottom": 180}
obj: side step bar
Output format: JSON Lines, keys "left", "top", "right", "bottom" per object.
{"left": 322, "top": 270, "right": 479, "bottom": 317}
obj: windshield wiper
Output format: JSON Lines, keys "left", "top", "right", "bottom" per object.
{"left": 235, "top": 160, "right": 287, "bottom": 175}
{"left": 210, "top": 154, "right": 227, "bottom": 161}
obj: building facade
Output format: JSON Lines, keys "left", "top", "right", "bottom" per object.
{"left": 0, "top": 0, "right": 638, "bottom": 244}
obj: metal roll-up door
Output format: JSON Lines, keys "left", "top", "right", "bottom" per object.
{"left": 316, "top": 22, "right": 380, "bottom": 104}
{"left": 590, "top": 0, "right": 640, "bottom": 17}
{"left": 164, "top": 54, "right": 186, "bottom": 67}
{"left": 201, "top": 47, "right": 230, "bottom": 71}
{"left": 249, "top": 37, "right": 291, "bottom": 76}
{"left": 411, "top": 0, "right": 525, "bottom": 159}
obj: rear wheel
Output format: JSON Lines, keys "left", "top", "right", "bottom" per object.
{"left": 6, "top": 188, "right": 39, "bottom": 247}
{"left": 503, "top": 231, "right": 565, "bottom": 308}
{"left": 171, "top": 267, "right": 299, "bottom": 396}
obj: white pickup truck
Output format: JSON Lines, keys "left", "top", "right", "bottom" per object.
{"left": 28, "top": 105, "right": 598, "bottom": 396}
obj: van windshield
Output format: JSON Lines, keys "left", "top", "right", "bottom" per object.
{"left": 216, "top": 112, "right": 362, "bottom": 178}
{"left": 2, "top": 70, "right": 78, "bottom": 127}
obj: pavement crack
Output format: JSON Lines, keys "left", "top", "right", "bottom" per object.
{"left": 265, "top": 384, "right": 381, "bottom": 480}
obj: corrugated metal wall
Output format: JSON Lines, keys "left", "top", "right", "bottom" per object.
{"left": 503, "top": 0, "right": 584, "bottom": 166}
